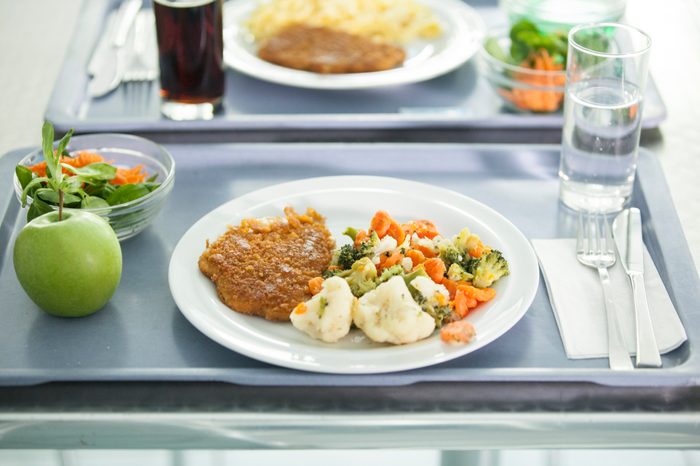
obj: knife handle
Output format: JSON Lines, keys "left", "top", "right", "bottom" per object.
{"left": 631, "top": 273, "right": 662, "bottom": 367}
{"left": 113, "top": 0, "right": 142, "bottom": 47}
{"left": 598, "top": 267, "right": 634, "bottom": 370}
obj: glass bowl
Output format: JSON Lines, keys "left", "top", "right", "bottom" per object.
{"left": 13, "top": 133, "right": 175, "bottom": 241}
{"left": 479, "top": 27, "right": 567, "bottom": 113}
{"left": 500, "top": 0, "right": 626, "bottom": 33}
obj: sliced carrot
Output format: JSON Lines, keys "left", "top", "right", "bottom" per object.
{"left": 354, "top": 229, "right": 368, "bottom": 247}
{"left": 440, "top": 320, "right": 476, "bottom": 345}
{"left": 378, "top": 251, "right": 403, "bottom": 271}
{"left": 451, "top": 289, "right": 470, "bottom": 318}
{"left": 402, "top": 219, "right": 440, "bottom": 239}
{"left": 370, "top": 210, "right": 394, "bottom": 238}
{"left": 386, "top": 221, "right": 406, "bottom": 245}
{"left": 423, "top": 257, "right": 446, "bottom": 284}
{"left": 308, "top": 277, "right": 324, "bottom": 295}
{"left": 457, "top": 284, "right": 496, "bottom": 303}
{"left": 405, "top": 249, "right": 426, "bottom": 267}
{"left": 293, "top": 302, "right": 307, "bottom": 315}
{"left": 442, "top": 278, "right": 458, "bottom": 300}
{"left": 384, "top": 251, "right": 403, "bottom": 268}
{"left": 468, "top": 243, "right": 485, "bottom": 258}
{"left": 412, "top": 243, "right": 437, "bottom": 259}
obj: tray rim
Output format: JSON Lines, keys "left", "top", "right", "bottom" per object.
{"left": 0, "top": 142, "right": 697, "bottom": 388}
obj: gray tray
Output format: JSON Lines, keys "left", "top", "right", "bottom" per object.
{"left": 0, "top": 143, "right": 697, "bottom": 388}
{"left": 45, "top": 0, "right": 667, "bottom": 135}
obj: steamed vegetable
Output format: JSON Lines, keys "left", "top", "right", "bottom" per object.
{"left": 297, "top": 210, "right": 510, "bottom": 346}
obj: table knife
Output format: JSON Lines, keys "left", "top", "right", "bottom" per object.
{"left": 613, "top": 208, "right": 662, "bottom": 367}
{"left": 87, "top": 0, "right": 142, "bottom": 98}
{"left": 87, "top": 12, "right": 118, "bottom": 77}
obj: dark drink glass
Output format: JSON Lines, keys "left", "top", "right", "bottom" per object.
{"left": 153, "top": 0, "right": 224, "bottom": 120}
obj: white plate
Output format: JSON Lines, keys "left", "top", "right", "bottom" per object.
{"left": 222, "top": 0, "right": 486, "bottom": 89}
{"left": 168, "top": 176, "right": 539, "bottom": 374}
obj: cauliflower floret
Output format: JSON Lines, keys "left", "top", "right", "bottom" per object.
{"left": 409, "top": 275, "right": 453, "bottom": 327}
{"left": 373, "top": 235, "right": 398, "bottom": 257}
{"left": 410, "top": 276, "right": 449, "bottom": 308}
{"left": 290, "top": 276, "right": 355, "bottom": 343}
{"left": 353, "top": 276, "right": 435, "bottom": 345}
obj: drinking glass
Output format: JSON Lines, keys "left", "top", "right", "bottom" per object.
{"left": 558, "top": 23, "right": 651, "bottom": 213}
{"left": 153, "top": 0, "right": 225, "bottom": 121}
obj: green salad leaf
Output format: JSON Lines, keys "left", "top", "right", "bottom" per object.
{"left": 16, "top": 121, "right": 160, "bottom": 224}
{"left": 487, "top": 19, "right": 568, "bottom": 66}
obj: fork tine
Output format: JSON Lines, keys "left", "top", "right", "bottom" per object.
{"left": 576, "top": 211, "right": 584, "bottom": 253}
{"left": 584, "top": 211, "right": 594, "bottom": 255}
{"left": 593, "top": 212, "right": 602, "bottom": 255}
{"left": 603, "top": 215, "right": 614, "bottom": 254}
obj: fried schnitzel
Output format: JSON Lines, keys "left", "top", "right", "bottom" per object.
{"left": 198, "top": 207, "right": 335, "bottom": 321}
{"left": 257, "top": 25, "right": 406, "bottom": 74}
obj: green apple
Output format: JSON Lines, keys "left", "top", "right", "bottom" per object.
{"left": 13, "top": 210, "right": 122, "bottom": 317}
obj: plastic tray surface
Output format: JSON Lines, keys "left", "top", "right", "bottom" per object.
{"left": 44, "top": 0, "right": 667, "bottom": 134}
{"left": 0, "top": 143, "right": 697, "bottom": 387}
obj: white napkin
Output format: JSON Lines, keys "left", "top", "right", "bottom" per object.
{"left": 531, "top": 239, "right": 687, "bottom": 359}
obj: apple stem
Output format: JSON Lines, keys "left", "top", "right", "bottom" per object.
{"left": 58, "top": 190, "right": 63, "bottom": 222}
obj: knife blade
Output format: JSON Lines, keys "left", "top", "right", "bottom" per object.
{"left": 613, "top": 208, "right": 662, "bottom": 367}
{"left": 87, "top": 11, "right": 119, "bottom": 77}
{"left": 88, "top": 0, "right": 142, "bottom": 98}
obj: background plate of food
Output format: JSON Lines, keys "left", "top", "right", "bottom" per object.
{"left": 168, "top": 176, "right": 539, "bottom": 374}
{"left": 222, "top": 0, "right": 486, "bottom": 89}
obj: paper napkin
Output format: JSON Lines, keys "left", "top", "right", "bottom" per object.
{"left": 531, "top": 238, "right": 687, "bottom": 359}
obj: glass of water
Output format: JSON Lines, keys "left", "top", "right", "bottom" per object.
{"left": 558, "top": 23, "right": 651, "bottom": 213}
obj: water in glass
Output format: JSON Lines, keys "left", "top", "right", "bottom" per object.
{"left": 559, "top": 78, "right": 642, "bottom": 212}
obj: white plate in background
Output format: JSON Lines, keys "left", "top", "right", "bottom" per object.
{"left": 222, "top": 0, "right": 486, "bottom": 89}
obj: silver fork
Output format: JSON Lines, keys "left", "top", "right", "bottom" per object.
{"left": 123, "top": 10, "right": 158, "bottom": 113}
{"left": 576, "top": 212, "right": 634, "bottom": 370}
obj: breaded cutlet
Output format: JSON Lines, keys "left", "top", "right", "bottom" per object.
{"left": 198, "top": 207, "right": 335, "bottom": 321}
{"left": 258, "top": 25, "right": 406, "bottom": 74}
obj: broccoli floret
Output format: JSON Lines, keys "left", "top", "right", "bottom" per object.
{"left": 423, "top": 304, "right": 455, "bottom": 328}
{"left": 408, "top": 275, "right": 456, "bottom": 327}
{"left": 334, "top": 244, "right": 360, "bottom": 270}
{"left": 377, "top": 264, "right": 405, "bottom": 284}
{"left": 322, "top": 268, "right": 345, "bottom": 279}
{"left": 461, "top": 256, "right": 480, "bottom": 274}
{"left": 447, "top": 263, "right": 474, "bottom": 282}
{"left": 345, "top": 257, "right": 378, "bottom": 297}
{"left": 437, "top": 239, "right": 463, "bottom": 268}
{"left": 468, "top": 250, "right": 509, "bottom": 288}
{"left": 357, "top": 230, "right": 380, "bottom": 256}
{"left": 333, "top": 231, "right": 381, "bottom": 270}
{"left": 343, "top": 227, "right": 358, "bottom": 242}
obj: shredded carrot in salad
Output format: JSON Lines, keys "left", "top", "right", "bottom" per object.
{"left": 27, "top": 150, "right": 149, "bottom": 184}
{"left": 498, "top": 49, "right": 566, "bottom": 113}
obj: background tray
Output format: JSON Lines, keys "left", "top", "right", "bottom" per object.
{"left": 0, "top": 143, "right": 697, "bottom": 388}
{"left": 45, "top": 0, "right": 667, "bottom": 135}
